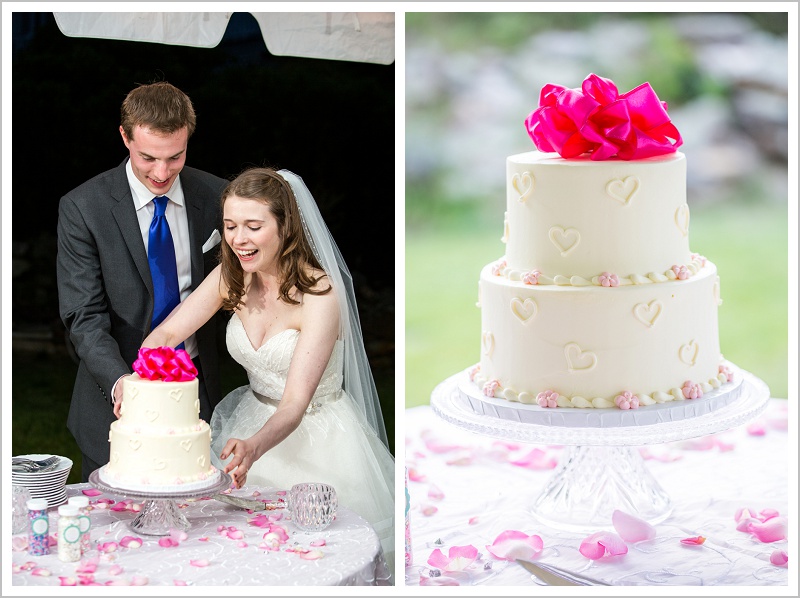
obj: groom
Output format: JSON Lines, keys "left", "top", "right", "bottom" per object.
{"left": 57, "top": 81, "right": 227, "bottom": 482}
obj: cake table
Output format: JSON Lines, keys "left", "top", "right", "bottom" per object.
{"left": 430, "top": 362, "right": 770, "bottom": 533}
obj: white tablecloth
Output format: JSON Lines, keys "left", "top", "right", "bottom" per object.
{"left": 11, "top": 483, "right": 391, "bottom": 586}
{"left": 404, "top": 398, "right": 791, "bottom": 587}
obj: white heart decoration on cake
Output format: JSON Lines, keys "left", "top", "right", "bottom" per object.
{"left": 633, "top": 299, "right": 663, "bottom": 327}
{"left": 197, "top": 455, "right": 206, "bottom": 468}
{"left": 511, "top": 297, "right": 537, "bottom": 324}
{"left": 153, "top": 458, "right": 166, "bottom": 470}
{"left": 502, "top": 212, "right": 509, "bottom": 244}
{"left": 675, "top": 204, "right": 690, "bottom": 236}
{"left": 129, "top": 439, "right": 141, "bottom": 451}
{"left": 128, "top": 386, "right": 139, "bottom": 400}
{"left": 169, "top": 389, "right": 183, "bottom": 402}
{"left": 145, "top": 409, "right": 159, "bottom": 422}
{"left": 548, "top": 226, "right": 581, "bottom": 256}
{"left": 112, "top": 452, "right": 119, "bottom": 463}
{"left": 565, "top": 342, "right": 597, "bottom": 372}
{"left": 605, "top": 176, "right": 640, "bottom": 205}
{"left": 482, "top": 332, "right": 494, "bottom": 357}
{"left": 194, "top": 399, "right": 200, "bottom": 413}
{"left": 512, "top": 171, "right": 533, "bottom": 202}
{"left": 180, "top": 439, "right": 193, "bottom": 452}
{"left": 713, "top": 276, "right": 722, "bottom": 306}
{"left": 679, "top": 339, "right": 699, "bottom": 366}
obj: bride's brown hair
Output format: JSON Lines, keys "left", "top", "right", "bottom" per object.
{"left": 219, "top": 167, "right": 331, "bottom": 311}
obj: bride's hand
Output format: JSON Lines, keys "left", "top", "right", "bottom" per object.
{"left": 220, "top": 437, "right": 257, "bottom": 489}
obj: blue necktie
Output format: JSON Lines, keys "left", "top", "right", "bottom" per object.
{"left": 148, "top": 196, "right": 182, "bottom": 338}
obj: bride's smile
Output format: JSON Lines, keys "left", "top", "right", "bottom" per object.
{"left": 223, "top": 195, "right": 281, "bottom": 273}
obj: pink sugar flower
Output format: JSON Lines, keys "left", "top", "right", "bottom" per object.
{"left": 536, "top": 390, "right": 559, "bottom": 408}
{"left": 483, "top": 379, "right": 500, "bottom": 398}
{"left": 614, "top": 391, "right": 639, "bottom": 410}
{"left": 598, "top": 272, "right": 619, "bottom": 287}
{"left": 672, "top": 265, "right": 689, "bottom": 280}
{"left": 522, "top": 270, "right": 541, "bottom": 285}
{"left": 468, "top": 365, "right": 480, "bottom": 381}
{"left": 486, "top": 530, "right": 544, "bottom": 561}
{"left": 682, "top": 380, "right": 703, "bottom": 400}
{"left": 612, "top": 510, "right": 656, "bottom": 543}
{"left": 579, "top": 531, "right": 628, "bottom": 560}
{"left": 427, "top": 545, "right": 479, "bottom": 572}
{"left": 691, "top": 252, "right": 707, "bottom": 266}
{"left": 491, "top": 260, "right": 507, "bottom": 276}
{"left": 719, "top": 364, "right": 734, "bottom": 382}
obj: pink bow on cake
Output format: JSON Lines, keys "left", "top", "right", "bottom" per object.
{"left": 524, "top": 73, "right": 682, "bottom": 161}
{"left": 133, "top": 346, "right": 197, "bottom": 381}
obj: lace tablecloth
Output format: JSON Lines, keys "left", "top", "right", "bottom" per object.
{"left": 404, "top": 398, "right": 792, "bottom": 587}
{"left": 11, "top": 483, "right": 391, "bottom": 586}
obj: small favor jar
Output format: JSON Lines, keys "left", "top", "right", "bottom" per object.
{"left": 68, "top": 495, "right": 91, "bottom": 555}
{"left": 57, "top": 504, "right": 82, "bottom": 562}
{"left": 26, "top": 498, "right": 50, "bottom": 556}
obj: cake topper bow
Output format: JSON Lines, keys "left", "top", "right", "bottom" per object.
{"left": 524, "top": 73, "right": 682, "bottom": 160}
{"left": 133, "top": 346, "right": 197, "bottom": 382}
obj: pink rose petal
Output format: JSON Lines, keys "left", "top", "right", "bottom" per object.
{"left": 81, "top": 488, "right": 103, "bottom": 497}
{"left": 310, "top": 539, "right": 326, "bottom": 547}
{"left": 97, "top": 542, "right": 118, "bottom": 553}
{"left": 189, "top": 559, "right": 210, "bottom": 567}
{"left": 119, "top": 536, "right": 143, "bottom": 549}
{"left": 298, "top": 549, "right": 324, "bottom": 560}
{"left": 746, "top": 422, "right": 766, "bottom": 436}
{"left": 509, "top": 447, "right": 558, "bottom": 470}
{"left": 485, "top": 530, "right": 544, "bottom": 561}
{"left": 420, "top": 574, "right": 460, "bottom": 586}
{"left": 174, "top": 580, "right": 188, "bottom": 586}
{"left": 11, "top": 537, "right": 28, "bottom": 552}
{"left": 428, "top": 484, "right": 445, "bottom": 501}
{"left": 75, "top": 558, "right": 99, "bottom": 573}
{"left": 468, "top": 516, "right": 479, "bottom": 525}
{"left": 770, "top": 550, "right": 788, "bottom": 567}
{"left": 680, "top": 536, "right": 706, "bottom": 545}
{"left": 748, "top": 517, "right": 788, "bottom": 543}
{"left": 427, "top": 545, "right": 478, "bottom": 572}
{"left": 420, "top": 504, "right": 438, "bottom": 516}
{"left": 31, "top": 568, "right": 51, "bottom": 577}
{"left": 408, "top": 467, "right": 426, "bottom": 482}
{"left": 579, "top": 531, "right": 628, "bottom": 560}
{"left": 130, "top": 575, "right": 149, "bottom": 585}
{"left": 612, "top": 510, "right": 656, "bottom": 543}
{"left": 59, "top": 577, "right": 78, "bottom": 586}
{"left": 108, "top": 565, "right": 124, "bottom": 576}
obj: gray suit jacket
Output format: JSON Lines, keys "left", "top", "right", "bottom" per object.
{"left": 57, "top": 158, "right": 228, "bottom": 467}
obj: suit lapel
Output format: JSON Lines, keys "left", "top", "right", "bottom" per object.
{"left": 110, "top": 160, "right": 153, "bottom": 298}
{"left": 181, "top": 171, "right": 206, "bottom": 290}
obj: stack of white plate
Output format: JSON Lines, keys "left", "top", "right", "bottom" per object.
{"left": 11, "top": 454, "right": 73, "bottom": 508}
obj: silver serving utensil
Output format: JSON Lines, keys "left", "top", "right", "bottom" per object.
{"left": 518, "top": 559, "right": 610, "bottom": 586}
{"left": 12, "top": 456, "right": 61, "bottom": 473}
{"left": 212, "top": 493, "right": 284, "bottom": 511}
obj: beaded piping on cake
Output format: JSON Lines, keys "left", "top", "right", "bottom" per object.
{"left": 492, "top": 253, "right": 708, "bottom": 287}
{"left": 470, "top": 365, "right": 732, "bottom": 409}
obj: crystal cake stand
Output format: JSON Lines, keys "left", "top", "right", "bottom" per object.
{"left": 430, "top": 363, "right": 770, "bottom": 533}
{"left": 89, "top": 469, "right": 232, "bottom": 536}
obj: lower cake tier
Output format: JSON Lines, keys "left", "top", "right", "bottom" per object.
{"left": 105, "top": 421, "right": 217, "bottom": 489}
{"left": 476, "top": 260, "right": 730, "bottom": 408}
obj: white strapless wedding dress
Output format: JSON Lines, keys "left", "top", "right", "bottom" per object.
{"left": 210, "top": 314, "right": 395, "bottom": 569}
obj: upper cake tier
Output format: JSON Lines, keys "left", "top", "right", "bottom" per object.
{"left": 502, "top": 150, "right": 694, "bottom": 283}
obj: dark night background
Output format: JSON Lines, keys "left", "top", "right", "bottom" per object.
{"left": 10, "top": 12, "right": 396, "bottom": 459}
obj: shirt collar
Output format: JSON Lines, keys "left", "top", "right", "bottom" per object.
{"left": 126, "top": 159, "right": 185, "bottom": 211}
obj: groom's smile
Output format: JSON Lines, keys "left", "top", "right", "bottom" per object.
{"left": 120, "top": 124, "right": 188, "bottom": 196}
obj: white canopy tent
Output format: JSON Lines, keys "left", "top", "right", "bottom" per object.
{"left": 53, "top": 12, "right": 395, "bottom": 64}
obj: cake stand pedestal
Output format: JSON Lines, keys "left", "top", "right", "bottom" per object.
{"left": 430, "top": 364, "right": 770, "bottom": 534}
{"left": 89, "top": 470, "right": 232, "bottom": 536}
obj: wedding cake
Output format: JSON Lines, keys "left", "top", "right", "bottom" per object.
{"left": 467, "top": 74, "right": 736, "bottom": 419}
{"left": 101, "top": 347, "right": 219, "bottom": 491}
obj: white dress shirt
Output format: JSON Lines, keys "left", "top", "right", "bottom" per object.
{"left": 125, "top": 160, "right": 198, "bottom": 358}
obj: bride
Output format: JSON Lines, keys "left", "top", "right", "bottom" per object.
{"left": 135, "top": 167, "right": 395, "bottom": 570}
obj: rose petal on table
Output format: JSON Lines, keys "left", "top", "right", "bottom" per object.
{"left": 59, "top": 577, "right": 78, "bottom": 586}
{"left": 248, "top": 514, "right": 270, "bottom": 528}
{"left": 75, "top": 558, "right": 99, "bottom": 573}
{"left": 612, "top": 510, "right": 656, "bottom": 543}
{"left": 468, "top": 516, "right": 480, "bottom": 525}
{"left": 226, "top": 529, "right": 245, "bottom": 540}
{"left": 759, "top": 508, "right": 781, "bottom": 521}
{"left": 11, "top": 536, "right": 28, "bottom": 552}
{"left": 485, "top": 530, "right": 544, "bottom": 561}
{"left": 427, "top": 545, "right": 479, "bottom": 572}
{"left": 428, "top": 484, "right": 445, "bottom": 501}
{"left": 579, "top": 531, "right": 628, "bottom": 559}
{"left": 158, "top": 538, "right": 180, "bottom": 548}
{"left": 174, "top": 580, "right": 188, "bottom": 586}
{"left": 746, "top": 421, "right": 766, "bottom": 436}
{"left": 408, "top": 467, "right": 427, "bottom": 482}
{"left": 81, "top": 488, "right": 103, "bottom": 497}
{"left": 748, "top": 517, "right": 788, "bottom": 543}
{"left": 189, "top": 559, "right": 210, "bottom": 568}
{"left": 424, "top": 437, "right": 466, "bottom": 454}
{"left": 310, "top": 539, "right": 326, "bottom": 547}
{"left": 130, "top": 575, "right": 149, "bottom": 585}
{"left": 420, "top": 504, "right": 438, "bottom": 516}
{"left": 108, "top": 564, "right": 124, "bottom": 576}
{"left": 509, "top": 447, "right": 558, "bottom": 470}
{"left": 446, "top": 454, "right": 474, "bottom": 466}
{"left": 770, "top": 549, "right": 788, "bottom": 567}
{"left": 119, "top": 536, "right": 143, "bottom": 549}
{"left": 236, "top": 541, "right": 248, "bottom": 548}
{"left": 31, "top": 568, "right": 51, "bottom": 577}
{"left": 98, "top": 542, "right": 118, "bottom": 553}
{"left": 680, "top": 536, "right": 706, "bottom": 545}
{"left": 77, "top": 573, "right": 95, "bottom": 585}
{"left": 299, "top": 549, "right": 324, "bottom": 560}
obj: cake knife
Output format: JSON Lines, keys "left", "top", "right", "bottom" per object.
{"left": 518, "top": 559, "right": 610, "bottom": 586}
{"left": 212, "top": 494, "right": 284, "bottom": 511}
